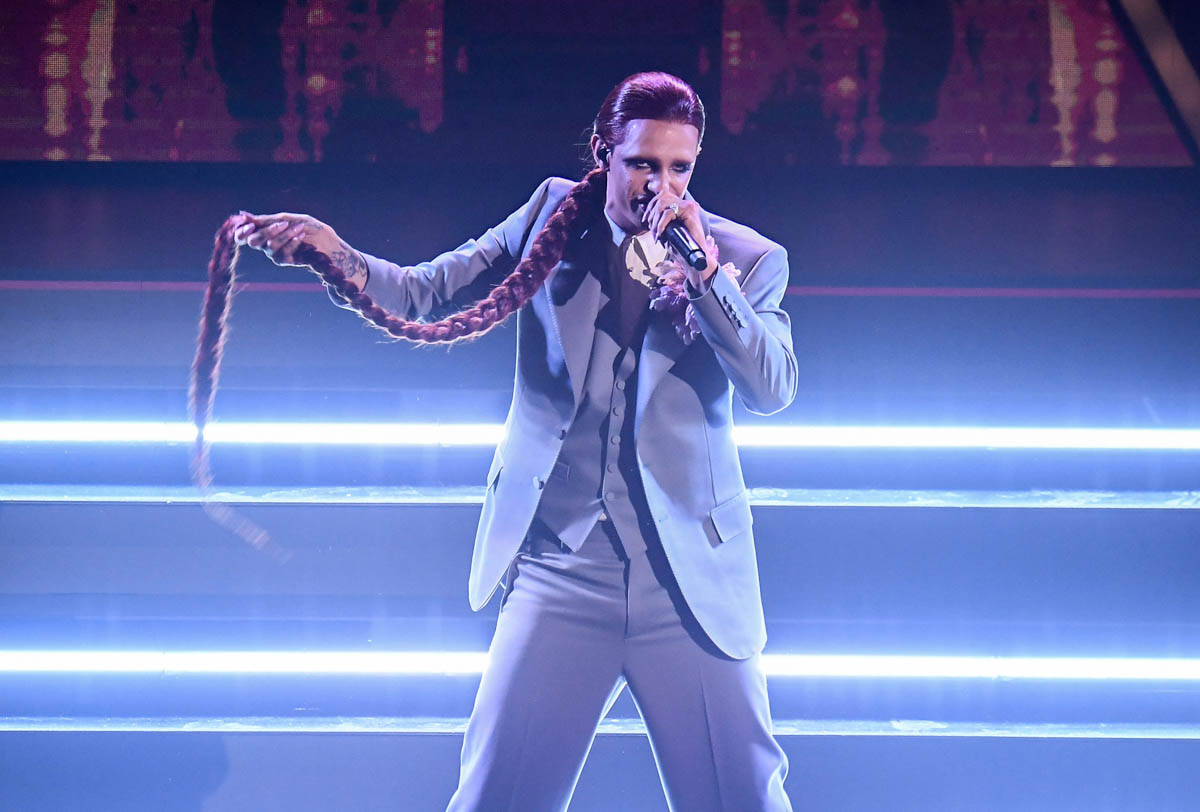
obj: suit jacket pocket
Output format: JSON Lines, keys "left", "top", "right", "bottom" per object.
{"left": 708, "top": 489, "right": 753, "bottom": 546}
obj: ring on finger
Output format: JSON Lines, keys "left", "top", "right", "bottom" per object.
{"left": 668, "top": 202, "right": 680, "bottom": 215}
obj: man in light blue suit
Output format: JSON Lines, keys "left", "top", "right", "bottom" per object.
{"left": 237, "top": 72, "right": 796, "bottom": 811}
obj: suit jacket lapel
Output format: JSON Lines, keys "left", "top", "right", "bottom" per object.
{"left": 635, "top": 203, "right": 714, "bottom": 434}
{"left": 635, "top": 312, "right": 688, "bottom": 437}
{"left": 545, "top": 224, "right": 604, "bottom": 409}
{"left": 545, "top": 200, "right": 714, "bottom": 418}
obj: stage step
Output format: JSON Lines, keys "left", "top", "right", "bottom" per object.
{"left": 3, "top": 483, "right": 1199, "bottom": 508}
{"left": 1, "top": 722, "right": 1197, "bottom": 811}
{"left": 7, "top": 715, "right": 1200, "bottom": 738}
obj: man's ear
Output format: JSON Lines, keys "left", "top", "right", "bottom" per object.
{"left": 590, "top": 134, "right": 610, "bottom": 168}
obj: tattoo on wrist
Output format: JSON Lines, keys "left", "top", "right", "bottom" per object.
{"left": 330, "top": 247, "right": 369, "bottom": 287}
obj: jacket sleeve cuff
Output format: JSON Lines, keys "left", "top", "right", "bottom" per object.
{"left": 688, "top": 269, "right": 751, "bottom": 347}
{"left": 685, "top": 271, "right": 716, "bottom": 300}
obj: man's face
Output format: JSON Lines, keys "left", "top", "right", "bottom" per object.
{"left": 596, "top": 118, "right": 701, "bottom": 235}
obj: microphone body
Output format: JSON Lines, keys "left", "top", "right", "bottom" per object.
{"left": 663, "top": 221, "right": 708, "bottom": 271}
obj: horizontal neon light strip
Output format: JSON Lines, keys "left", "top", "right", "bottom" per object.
{"left": 4, "top": 717, "right": 1200, "bottom": 739}
{"left": 3, "top": 651, "right": 1200, "bottom": 681}
{"left": 0, "top": 421, "right": 501, "bottom": 446}
{"left": 5, "top": 279, "right": 1200, "bottom": 299}
{"left": 785, "top": 286, "right": 1200, "bottom": 299}
{"left": 2, "top": 421, "right": 1200, "bottom": 450}
{"left": 0, "top": 280, "right": 316, "bottom": 294}
{"left": 735, "top": 426, "right": 1200, "bottom": 450}
{"left": 0, "top": 650, "right": 484, "bottom": 676}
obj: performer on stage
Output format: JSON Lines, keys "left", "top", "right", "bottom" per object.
{"left": 232, "top": 71, "right": 796, "bottom": 811}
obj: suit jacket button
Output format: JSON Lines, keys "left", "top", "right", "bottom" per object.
{"left": 533, "top": 476, "right": 544, "bottom": 489}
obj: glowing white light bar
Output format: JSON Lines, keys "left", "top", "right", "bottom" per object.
{"left": 1, "top": 421, "right": 1199, "bottom": 450}
{"left": 204, "top": 422, "right": 505, "bottom": 446}
{"left": 0, "top": 421, "right": 197, "bottom": 444}
{"left": 4, "top": 651, "right": 1200, "bottom": 681}
{"left": 758, "top": 654, "right": 1200, "bottom": 681}
{"left": 0, "top": 650, "right": 486, "bottom": 676}
{"left": 0, "top": 421, "right": 504, "bottom": 446}
{"left": 732, "top": 425, "right": 1200, "bottom": 450}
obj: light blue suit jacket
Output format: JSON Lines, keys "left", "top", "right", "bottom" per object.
{"left": 356, "top": 177, "right": 797, "bottom": 659}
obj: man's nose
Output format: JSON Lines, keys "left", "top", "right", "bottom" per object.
{"left": 647, "top": 170, "right": 668, "bottom": 194}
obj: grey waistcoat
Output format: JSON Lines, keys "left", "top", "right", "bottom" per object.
{"left": 531, "top": 231, "right": 656, "bottom": 554}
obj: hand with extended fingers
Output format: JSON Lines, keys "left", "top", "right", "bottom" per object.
{"left": 230, "top": 211, "right": 334, "bottom": 266}
{"left": 228, "top": 211, "right": 369, "bottom": 287}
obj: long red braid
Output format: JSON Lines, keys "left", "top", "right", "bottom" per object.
{"left": 189, "top": 169, "right": 607, "bottom": 553}
{"left": 192, "top": 70, "right": 705, "bottom": 554}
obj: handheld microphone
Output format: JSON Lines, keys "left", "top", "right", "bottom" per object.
{"left": 663, "top": 220, "right": 708, "bottom": 271}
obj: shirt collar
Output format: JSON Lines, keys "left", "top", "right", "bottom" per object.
{"left": 603, "top": 208, "right": 646, "bottom": 248}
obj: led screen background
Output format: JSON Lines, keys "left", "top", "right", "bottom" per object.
{"left": 0, "top": 0, "right": 1191, "bottom": 166}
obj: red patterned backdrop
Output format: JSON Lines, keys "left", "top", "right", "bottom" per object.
{"left": 0, "top": 0, "right": 1190, "bottom": 165}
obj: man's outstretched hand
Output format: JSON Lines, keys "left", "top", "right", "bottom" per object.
{"left": 231, "top": 211, "right": 340, "bottom": 268}
{"left": 230, "top": 211, "right": 369, "bottom": 288}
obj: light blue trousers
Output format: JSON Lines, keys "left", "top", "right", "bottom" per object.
{"left": 446, "top": 519, "right": 792, "bottom": 811}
